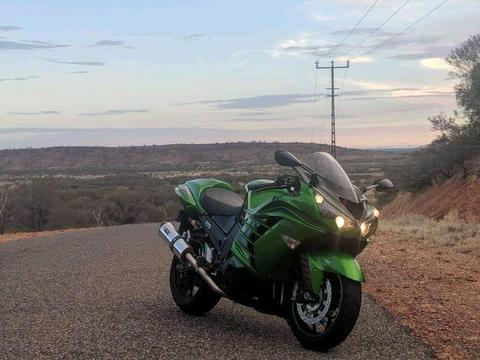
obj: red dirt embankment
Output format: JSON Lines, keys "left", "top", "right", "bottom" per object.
{"left": 383, "top": 173, "right": 480, "bottom": 222}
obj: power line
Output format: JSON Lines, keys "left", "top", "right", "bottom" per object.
{"left": 323, "top": 0, "right": 380, "bottom": 58}
{"left": 339, "top": 0, "right": 411, "bottom": 58}
{"left": 353, "top": 0, "right": 449, "bottom": 59}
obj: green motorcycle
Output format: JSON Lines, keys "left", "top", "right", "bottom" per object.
{"left": 158, "top": 150, "right": 393, "bottom": 350}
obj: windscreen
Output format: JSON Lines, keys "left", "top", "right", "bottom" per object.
{"left": 301, "top": 152, "right": 360, "bottom": 203}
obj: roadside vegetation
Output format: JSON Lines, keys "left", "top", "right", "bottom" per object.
{"left": 379, "top": 215, "right": 480, "bottom": 257}
{"left": 400, "top": 35, "right": 480, "bottom": 191}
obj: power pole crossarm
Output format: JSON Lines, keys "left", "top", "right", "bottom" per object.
{"left": 315, "top": 60, "right": 350, "bottom": 159}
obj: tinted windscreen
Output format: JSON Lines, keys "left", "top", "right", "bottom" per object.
{"left": 302, "top": 152, "right": 360, "bottom": 203}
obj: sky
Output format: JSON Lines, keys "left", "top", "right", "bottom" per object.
{"left": 0, "top": 0, "right": 479, "bottom": 149}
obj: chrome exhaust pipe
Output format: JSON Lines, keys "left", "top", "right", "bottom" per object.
{"left": 159, "top": 222, "right": 226, "bottom": 297}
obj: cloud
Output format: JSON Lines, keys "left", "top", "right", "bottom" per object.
{"left": 69, "top": 71, "right": 89, "bottom": 74}
{"left": 227, "top": 117, "right": 293, "bottom": 122}
{"left": 329, "top": 28, "right": 394, "bottom": 37}
{"left": 78, "top": 109, "right": 149, "bottom": 116}
{"left": 0, "top": 26, "right": 23, "bottom": 32}
{"left": 389, "top": 46, "right": 454, "bottom": 60}
{"left": 90, "top": 40, "right": 125, "bottom": 47}
{"left": 190, "top": 85, "right": 454, "bottom": 110}
{"left": 179, "top": 33, "right": 206, "bottom": 42}
{"left": 337, "top": 55, "right": 372, "bottom": 63}
{"left": 420, "top": 58, "right": 452, "bottom": 70}
{"left": 0, "top": 40, "right": 68, "bottom": 50}
{"left": 8, "top": 110, "right": 60, "bottom": 115}
{"left": 271, "top": 33, "right": 338, "bottom": 58}
{"left": 0, "top": 75, "right": 39, "bottom": 82}
{"left": 199, "top": 94, "right": 315, "bottom": 109}
{"left": 45, "top": 58, "right": 105, "bottom": 66}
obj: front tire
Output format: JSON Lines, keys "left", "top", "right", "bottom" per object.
{"left": 287, "top": 273, "right": 362, "bottom": 351}
{"left": 169, "top": 256, "right": 220, "bottom": 316}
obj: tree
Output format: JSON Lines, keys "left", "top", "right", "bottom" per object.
{"left": 21, "top": 179, "right": 52, "bottom": 231}
{"left": 0, "top": 185, "right": 12, "bottom": 234}
{"left": 446, "top": 34, "right": 480, "bottom": 123}
{"left": 401, "top": 35, "right": 480, "bottom": 189}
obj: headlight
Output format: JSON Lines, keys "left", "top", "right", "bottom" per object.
{"left": 335, "top": 216, "right": 345, "bottom": 229}
{"left": 360, "top": 217, "right": 378, "bottom": 237}
{"left": 360, "top": 222, "right": 368, "bottom": 236}
{"left": 314, "top": 194, "right": 324, "bottom": 204}
{"left": 373, "top": 207, "right": 380, "bottom": 217}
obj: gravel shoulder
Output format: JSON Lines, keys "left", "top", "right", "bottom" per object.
{"left": 360, "top": 230, "right": 480, "bottom": 360}
{"left": 0, "top": 224, "right": 434, "bottom": 359}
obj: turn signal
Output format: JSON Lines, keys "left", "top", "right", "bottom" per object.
{"left": 282, "top": 234, "right": 301, "bottom": 250}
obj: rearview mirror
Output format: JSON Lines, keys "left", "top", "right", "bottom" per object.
{"left": 374, "top": 178, "right": 394, "bottom": 191}
{"left": 275, "top": 150, "right": 301, "bottom": 167}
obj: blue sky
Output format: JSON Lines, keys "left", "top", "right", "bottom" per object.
{"left": 0, "top": 0, "right": 478, "bottom": 148}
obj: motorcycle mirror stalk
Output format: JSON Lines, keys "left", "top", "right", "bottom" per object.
{"left": 362, "top": 178, "right": 395, "bottom": 193}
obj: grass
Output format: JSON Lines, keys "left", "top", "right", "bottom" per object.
{"left": 379, "top": 214, "right": 480, "bottom": 257}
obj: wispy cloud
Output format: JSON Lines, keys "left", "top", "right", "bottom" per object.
{"left": 8, "top": 110, "right": 60, "bottom": 115}
{"left": 227, "top": 117, "right": 292, "bottom": 122}
{"left": 389, "top": 46, "right": 454, "bottom": 60}
{"left": 0, "top": 75, "right": 39, "bottom": 82}
{"left": 69, "top": 71, "right": 89, "bottom": 74}
{"left": 78, "top": 109, "right": 149, "bottom": 116}
{"left": 329, "top": 28, "right": 395, "bottom": 37}
{"left": 420, "top": 58, "right": 452, "bottom": 70}
{"left": 179, "top": 33, "right": 206, "bottom": 42}
{"left": 45, "top": 58, "right": 105, "bottom": 66}
{"left": 0, "top": 40, "right": 68, "bottom": 50}
{"left": 90, "top": 40, "right": 124, "bottom": 47}
{"left": 190, "top": 85, "right": 454, "bottom": 110}
{"left": 199, "top": 94, "right": 315, "bottom": 109}
{"left": 0, "top": 26, "right": 23, "bottom": 32}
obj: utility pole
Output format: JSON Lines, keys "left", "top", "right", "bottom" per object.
{"left": 315, "top": 60, "right": 350, "bottom": 158}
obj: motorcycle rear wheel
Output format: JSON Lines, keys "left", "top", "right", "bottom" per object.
{"left": 287, "top": 273, "right": 361, "bottom": 351}
{"left": 169, "top": 256, "right": 220, "bottom": 316}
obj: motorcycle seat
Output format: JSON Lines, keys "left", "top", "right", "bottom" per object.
{"left": 200, "top": 187, "right": 243, "bottom": 216}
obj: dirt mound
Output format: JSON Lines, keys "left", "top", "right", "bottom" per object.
{"left": 384, "top": 172, "right": 480, "bottom": 222}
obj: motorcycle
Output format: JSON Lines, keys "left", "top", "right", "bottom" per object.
{"left": 158, "top": 150, "right": 393, "bottom": 350}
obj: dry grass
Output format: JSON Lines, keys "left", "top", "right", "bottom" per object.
{"left": 379, "top": 214, "right": 480, "bottom": 257}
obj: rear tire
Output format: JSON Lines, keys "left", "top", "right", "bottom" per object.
{"left": 169, "top": 256, "right": 220, "bottom": 316}
{"left": 287, "top": 273, "right": 362, "bottom": 351}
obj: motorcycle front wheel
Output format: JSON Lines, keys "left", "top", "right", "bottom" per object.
{"left": 169, "top": 256, "right": 220, "bottom": 316}
{"left": 287, "top": 272, "right": 362, "bottom": 351}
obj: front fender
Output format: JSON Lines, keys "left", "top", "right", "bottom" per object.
{"left": 306, "top": 251, "right": 365, "bottom": 294}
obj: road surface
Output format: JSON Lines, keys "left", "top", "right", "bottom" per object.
{"left": 0, "top": 224, "right": 434, "bottom": 359}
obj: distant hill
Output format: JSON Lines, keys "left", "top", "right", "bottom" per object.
{"left": 0, "top": 142, "right": 405, "bottom": 175}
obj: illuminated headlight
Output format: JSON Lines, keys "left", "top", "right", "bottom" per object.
{"left": 335, "top": 216, "right": 345, "bottom": 229}
{"left": 314, "top": 194, "right": 324, "bottom": 204}
{"left": 360, "top": 222, "right": 368, "bottom": 236}
{"left": 282, "top": 234, "right": 301, "bottom": 250}
{"left": 373, "top": 207, "right": 380, "bottom": 217}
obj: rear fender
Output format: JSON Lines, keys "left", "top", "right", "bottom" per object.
{"left": 306, "top": 251, "right": 365, "bottom": 294}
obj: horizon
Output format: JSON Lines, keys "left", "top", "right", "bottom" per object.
{"left": 1, "top": 1, "right": 478, "bottom": 148}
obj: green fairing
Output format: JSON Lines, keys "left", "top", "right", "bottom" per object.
{"left": 175, "top": 170, "right": 367, "bottom": 290}
{"left": 307, "top": 252, "right": 365, "bottom": 294}
{"left": 176, "top": 178, "right": 234, "bottom": 213}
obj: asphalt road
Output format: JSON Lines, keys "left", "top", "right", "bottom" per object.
{"left": 0, "top": 224, "right": 434, "bottom": 359}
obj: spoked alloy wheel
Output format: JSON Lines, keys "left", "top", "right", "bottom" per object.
{"left": 169, "top": 256, "right": 220, "bottom": 316}
{"left": 288, "top": 273, "right": 362, "bottom": 351}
